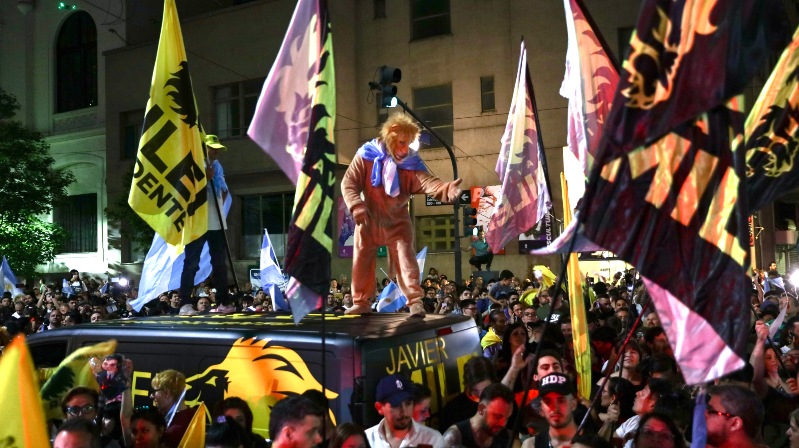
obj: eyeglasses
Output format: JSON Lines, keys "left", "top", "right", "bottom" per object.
{"left": 463, "top": 307, "right": 477, "bottom": 311}
{"left": 705, "top": 405, "right": 736, "bottom": 418}
{"left": 151, "top": 388, "right": 163, "bottom": 395}
{"left": 65, "top": 404, "right": 95, "bottom": 416}
{"left": 523, "top": 312, "right": 535, "bottom": 316}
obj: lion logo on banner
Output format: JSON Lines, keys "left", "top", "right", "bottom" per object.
{"left": 183, "top": 337, "right": 338, "bottom": 437}
{"left": 622, "top": 0, "right": 716, "bottom": 110}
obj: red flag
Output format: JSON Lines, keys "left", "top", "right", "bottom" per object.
{"left": 486, "top": 41, "right": 551, "bottom": 251}
{"left": 745, "top": 26, "right": 799, "bottom": 213}
{"left": 560, "top": 0, "right": 619, "bottom": 180}
{"left": 578, "top": 0, "right": 789, "bottom": 384}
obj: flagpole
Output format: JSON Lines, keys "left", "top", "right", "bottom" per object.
{"left": 572, "top": 298, "right": 651, "bottom": 440}
{"left": 207, "top": 170, "right": 240, "bottom": 292}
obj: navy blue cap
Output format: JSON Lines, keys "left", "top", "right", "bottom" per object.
{"left": 375, "top": 374, "right": 414, "bottom": 406}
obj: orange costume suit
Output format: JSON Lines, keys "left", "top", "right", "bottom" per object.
{"left": 341, "top": 115, "right": 461, "bottom": 317}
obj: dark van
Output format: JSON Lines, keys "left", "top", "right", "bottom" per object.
{"left": 27, "top": 312, "right": 480, "bottom": 437}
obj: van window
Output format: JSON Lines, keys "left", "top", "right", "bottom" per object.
{"left": 30, "top": 341, "right": 68, "bottom": 368}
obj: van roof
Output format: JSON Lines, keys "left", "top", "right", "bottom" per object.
{"left": 31, "top": 312, "right": 475, "bottom": 341}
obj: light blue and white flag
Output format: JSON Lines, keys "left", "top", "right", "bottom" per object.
{"left": 0, "top": 256, "right": 22, "bottom": 297}
{"left": 268, "top": 283, "right": 290, "bottom": 312}
{"left": 99, "top": 282, "right": 109, "bottom": 295}
{"left": 764, "top": 275, "right": 786, "bottom": 294}
{"left": 260, "top": 229, "right": 285, "bottom": 287}
{"left": 133, "top": 194, "right": 232, "bottom": 311}
{"left": 377, "top": 281, "right": 407, "bottom": 313}
{"left": 416, "top": 247, "right": 428, "bottom": 284}
{"left": 62, "top": 278, "right": 76, "bottom": 298}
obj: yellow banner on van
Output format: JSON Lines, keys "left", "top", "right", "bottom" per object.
{"left": 40, "top": 339, "right": 117, "bottom": 419}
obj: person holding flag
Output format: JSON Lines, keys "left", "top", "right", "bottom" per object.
{"left": 179, "top": 134, "right": 230, "bottom": 305}
{"left": 342, "top": 114, "right": 463, "bottom": 317}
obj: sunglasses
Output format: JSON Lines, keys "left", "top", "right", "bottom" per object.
{"left": 65, "top": 404, "right": 95, "bottom": 416}
{"left": 705, "top": 404, "right": 736, "bottom": 419}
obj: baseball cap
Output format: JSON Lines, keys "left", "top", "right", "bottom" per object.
{"left": 375, "top": 374, "right": 414, "bottom": 406}
{"left": 205, "top": 134, "right": 228, "bottom": 151}
{"left": 538, "top": 373, "right": 573, "bottom": 397}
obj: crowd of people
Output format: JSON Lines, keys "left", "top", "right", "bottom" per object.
{"left": 5, "top": 261, "right": 799, "bottom": 447}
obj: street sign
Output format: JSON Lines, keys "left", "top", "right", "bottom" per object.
{"left": 425, "top": 190, "right": 471, "bottom": 206}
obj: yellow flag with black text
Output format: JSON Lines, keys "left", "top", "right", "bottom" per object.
{"left": 128, "top": 0, "right": 207, "bottom": 252}
{"left": 0, "top": 336, "right": 50, "bottom": 447}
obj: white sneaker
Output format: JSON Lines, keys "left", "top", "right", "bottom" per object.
{"left": 344, "top": 304, "right": 372, "bottom": 315}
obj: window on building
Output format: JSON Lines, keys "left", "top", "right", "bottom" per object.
{"left": 55, "top": 11, "right": 98, "bottom": 113}
{"left": 374, "top": 0, "right": 386, "bottom": 18}
{"left": 411, "top": 0, "right": 451, "bottom": 40}
{"left": 121, "top": 109, "right": 145, "bottom": 160}
{"left": 241, "top": 193, "right": 293, "bottom": 259}
{"left": 480, "top": 76, "right": 495, "bottom": 112}
{"left": 54, "top": 193, "right": 98, "bottom": 253}
{"left": 412, "top": 84, "right": 453, "bottom": 148}
{"left": 416, "top": 215, "right": 454, "bottom": 251}
{"left": 617, "top": 26, "right": 634, "bottom": 62}
{"left": 213, "top": 77, "right": 265, "bottom": 139}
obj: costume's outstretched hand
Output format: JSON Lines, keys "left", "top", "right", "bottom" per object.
{"left": 447, "top": 178, "right": 463, "bottom": 202}
{"left": 352, "top": 204, "right": 369, "bottom": 226}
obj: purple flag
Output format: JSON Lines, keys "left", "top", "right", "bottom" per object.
{"left": 250, "top": 0, "right": 336, "bottom": 324}
{"left": 486, "top": 41, "right": 551, "bottom": 251}
{"left": 247, "top": 0, "right": 327, "bottom": 185}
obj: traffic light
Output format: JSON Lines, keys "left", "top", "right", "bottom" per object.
{"left": 379, "top": 66, "right": 401, "bottom": 108}
{"left": 463, "top": 207, "right": 478, "bottom": 236}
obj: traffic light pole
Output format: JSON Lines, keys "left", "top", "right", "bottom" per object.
{"left": 394, "top": 98, "right": 465, "bottom": 286}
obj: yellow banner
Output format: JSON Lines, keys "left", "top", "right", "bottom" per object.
{"left": 128, "top": 0, "right": 207, "bottom": 251}
{"left": 177, "top": 402, "right": 207, "bottom": 448}
{"left": 0, "top": 336, "right": 50, "bottom": 447}
{"left": 561, "top": 173, "right": 591, "bottom": 401}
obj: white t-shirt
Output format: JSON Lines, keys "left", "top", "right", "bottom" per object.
{"left": 365, "top": 418, "right": 443, "bottom": 448}
{"left": 614, "top": 414, "right": 640, "bottom": 448}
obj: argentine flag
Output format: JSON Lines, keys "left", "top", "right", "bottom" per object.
{"left": 62, "top": 278, "right": 76, "bottom": 298}
{"left": 259, "top": 229, "right": 286, "bottom": 287}
{"left": 0, "top": 256, "right": 23, "bottom": 297}
{"left": 133, "top": 193, "right": 232, "bottom": 311}
{"left": 376, "top": 281, "right": 406, "bottom": 313}
{"left": 416, "top": 247, "right": 428, "bottom": 284}
{"left": 260, "top": 229, "right": 289, "bottom": 311}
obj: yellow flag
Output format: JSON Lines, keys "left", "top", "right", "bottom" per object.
{"left": 40, "top": 339, "right": 117, "bottom": 419}
{"left": 177, "top": 402, "right": 207, "bottom": 448}
{"left": 128, "top": 0, "right": 207, "bottom": 251}
{"left": 0, "top": 336, "right": 50, "bottom": 447}
{"left": 561, "top": 173, "right": 591, "bottom": 401}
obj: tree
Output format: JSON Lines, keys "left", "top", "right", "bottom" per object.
{"left": 0, "top": 88, "right": 75, "bottom": 280}
{"left": 105, "top": 168, "right": 155, "bottom": 252}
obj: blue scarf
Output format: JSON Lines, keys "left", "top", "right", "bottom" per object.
{"left": 356, "top": 139, "right": 427, "bottom": 197}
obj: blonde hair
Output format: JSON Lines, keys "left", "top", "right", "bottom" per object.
{"left": 380, "top": 114, "right": 420, "bottom": 154}
{"left": 151, "top": 369, "right": 186, "bottom": 397}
